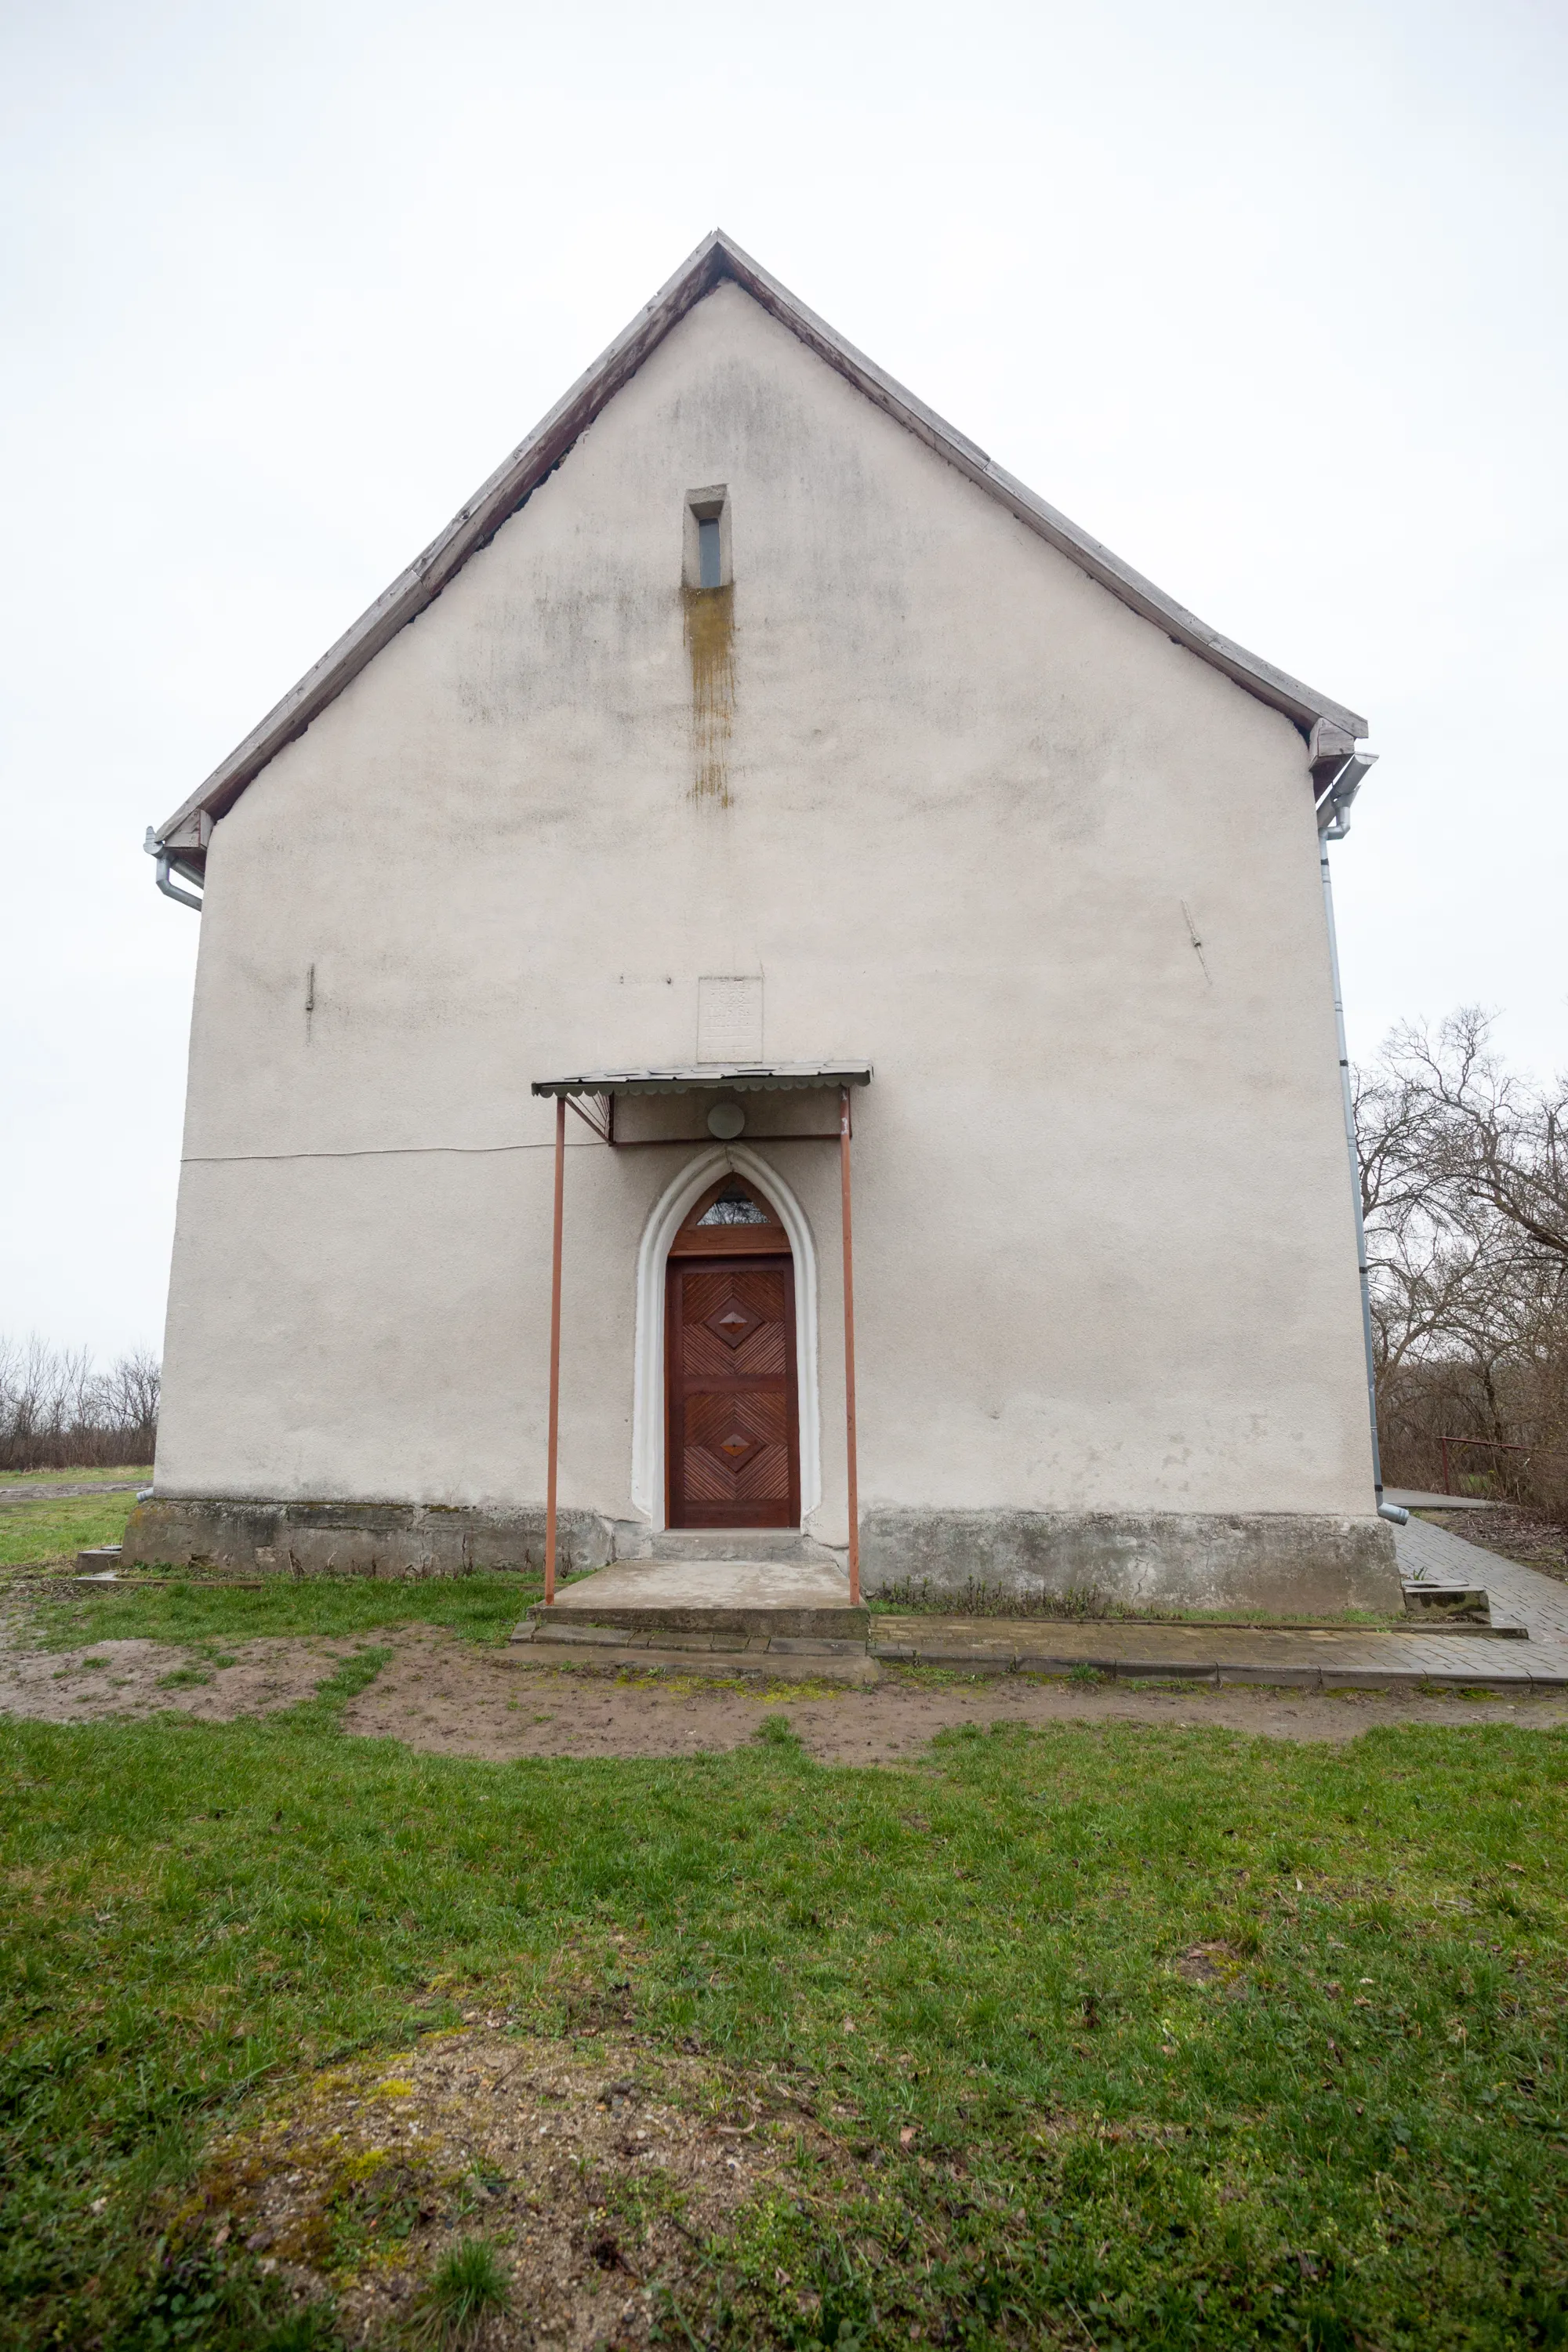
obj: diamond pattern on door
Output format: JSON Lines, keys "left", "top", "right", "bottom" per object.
{"left": 668, "top": 1255, "right": 800, "bottom": 1529}
{"left": 706, "top": 1297, "right": 762, "bottom": 1350}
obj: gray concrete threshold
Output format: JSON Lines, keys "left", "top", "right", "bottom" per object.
{"left": 864, "top": 1615, "right": 1559, "bottom": 1691}
{"left": 549, "top": 1558, "right": 855, "bottom": 1611}
{"left": 540, "top": 1556, "right": 864, "bottom": 1639}
{"left": 514, "top": 1526, "right": 1568, "bottom": 1692}
{"left": 514, "top": 1607, "right": 1567, "bottom": 1693}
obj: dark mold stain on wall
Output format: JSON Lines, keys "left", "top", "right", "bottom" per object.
{"left": 682, "top": 582, "right": 735, "bottom": 806}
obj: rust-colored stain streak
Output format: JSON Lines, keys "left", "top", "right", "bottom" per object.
{"left": 682, "top": 583, "right": 735, "bottom": 806}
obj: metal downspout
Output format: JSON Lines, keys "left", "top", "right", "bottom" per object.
{"left": 1318, "top": 811, "right": 1406, "bottom": 1526}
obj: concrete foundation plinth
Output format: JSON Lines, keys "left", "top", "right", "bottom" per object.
{"left": 119, "top": 1497, "right": 1402, "bottom": 1620}
{"left": 862, "top": 1508, "right": 1402, "bottom": 1616}
{"left": 118, "top": 1497, "right": 612, "bottom": 1579}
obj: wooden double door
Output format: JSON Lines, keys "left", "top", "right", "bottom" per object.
{"left": 666, "top": 1180, "right": 800, "bottom": 1529}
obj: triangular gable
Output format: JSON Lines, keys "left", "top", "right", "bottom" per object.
{"left": 154, "top": 230, "right": 1366, "bottom": 856}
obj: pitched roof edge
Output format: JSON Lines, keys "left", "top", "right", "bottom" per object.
{"left": 718, "top": 238, "right": 1367, "bottom": 740}
{"left": 155, "top": 230, "right": 1364, "bottom": 847}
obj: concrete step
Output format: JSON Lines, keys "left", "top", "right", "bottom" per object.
{"left": 539, "top": 1555, "right": 865, "bottom": 1639}
{"left": 611, "top": 1525, "right": 845, "bottom": 1568}
{"left": 1402, "top": 1580, "right": 1491, "bottom": 1623}
{"left": 535, "top": 1605, "right": 870, "bottom": 1639}
{"left": 509, "top": 1599, "right": 1567, "bottom": 1693}
{"left": 865, "top": 1614, "right": 1559, "bottom": 1690}
{"left": 510, "top": 1623, "right": 878, "bottom": 1682}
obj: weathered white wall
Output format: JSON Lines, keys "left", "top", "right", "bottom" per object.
{"left": 158, "top": 278, "right": 1377, "bottom": 1546}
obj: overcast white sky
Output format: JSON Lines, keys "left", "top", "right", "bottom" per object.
{"left": 2, "top": 0, "right": 1565, "bottom": 1363}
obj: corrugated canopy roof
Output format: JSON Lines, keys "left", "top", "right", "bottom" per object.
{"left": 532, "top": 1063, "right": 873, "bottom": 1098}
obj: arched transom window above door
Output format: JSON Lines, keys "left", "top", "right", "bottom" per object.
{"left": 668, "top": 1174, "right": 788, "bottom": 1257}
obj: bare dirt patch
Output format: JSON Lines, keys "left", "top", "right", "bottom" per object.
{"left": 7, "top": 1616, "right": 1567, "bottom": 1750}
{"left": 0, "top": 1616, "right": 361, "bottom": 1725}
{"left": 180, "top": 2025, "right": 848, "bottom": 2349}
{"left": 341, "top": 1630, "right": 1568, "bottom": 1757}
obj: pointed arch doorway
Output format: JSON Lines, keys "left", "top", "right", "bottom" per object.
{"left": 666, "top": 1174, "right": 801, "bottom": 1529}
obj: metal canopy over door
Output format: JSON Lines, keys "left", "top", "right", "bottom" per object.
{"left": 666, "top": 1177, "right": 801, "bottom": 1529}
{"left": 530, "top": 1066, "right": 869, "bottom": 1602}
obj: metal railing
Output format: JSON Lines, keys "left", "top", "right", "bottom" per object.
{"left": 1438, "top": 1434, "right": 1529, "bottom": 1497}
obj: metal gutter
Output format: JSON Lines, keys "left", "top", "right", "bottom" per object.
{"left": 143, "top": 826, "right": 203, "bottom": 911}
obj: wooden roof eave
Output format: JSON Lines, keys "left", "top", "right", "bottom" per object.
{"left": 154, "top": 230, "right": 1365, "bottom": 852}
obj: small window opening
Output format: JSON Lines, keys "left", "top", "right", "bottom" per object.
{"left": 697, "top": 1178, "right": 772, "bottom": 1226}
{"left": 698, "top": 515, "right": 722, "bottom": 590}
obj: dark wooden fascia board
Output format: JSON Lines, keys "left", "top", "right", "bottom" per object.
{"left": 156, "top": 230, "right": 1363, "bottom": 847}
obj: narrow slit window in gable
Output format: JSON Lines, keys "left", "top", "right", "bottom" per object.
{"left": 698, "top": 515, "right": 722, "bottom": 589}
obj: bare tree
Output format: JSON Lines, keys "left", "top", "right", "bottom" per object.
{"left": 0, "top": 1335, "right": 160, "bottom": 1473}
{"left": 1383, "top": 1010, "right": 1568, "bottom": 1261}
{"left": 100, "top": 1349, "right": 160, "bottom": 1453}
{"left": 1356, "top": 1011, "right": 1568, "bottom": 1522}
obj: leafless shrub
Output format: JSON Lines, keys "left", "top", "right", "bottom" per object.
{"left": 1357, "top": 1010, "right": 1568, "bottom": 1526}
{"left": 0, "top": 1336, "right": 159, "bottom": 1473}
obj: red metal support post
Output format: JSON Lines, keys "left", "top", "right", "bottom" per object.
{"left": 543, "top": 1095, "right": 566, "bottom": 1606}
{"left": 839, "top": 1085, "right": 860, "bottom": 1606}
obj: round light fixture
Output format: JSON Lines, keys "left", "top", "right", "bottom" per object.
{"left": 706, "top": 1102, "right": 746, "bottom": 1140}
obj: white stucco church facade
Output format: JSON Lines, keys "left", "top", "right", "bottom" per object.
{"left": 127, "top": 230, "right": 1398, "bottom": 1613}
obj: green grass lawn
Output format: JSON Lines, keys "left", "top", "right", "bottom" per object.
{"left": 24, "top": 1568, "right": 556, "bottom": 1648}
{"left": 2, "top": 1617, "right": 1565, "bottom": 2351}
{"left": 0, "top": 1492, "right": 144, "bottom": 1570}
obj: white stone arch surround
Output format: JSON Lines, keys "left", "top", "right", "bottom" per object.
{"left": 630, "top": 1144, "right": 822, "bottom": 1532}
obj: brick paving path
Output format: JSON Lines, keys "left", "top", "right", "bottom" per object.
{"left": 1396, "top": 1514, "right": 1568, "bottom": 1646}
